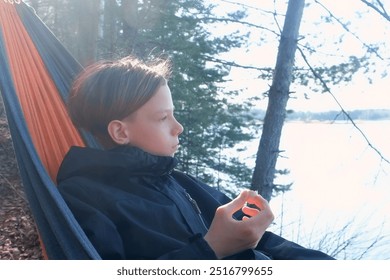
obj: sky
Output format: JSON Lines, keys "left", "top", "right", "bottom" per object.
{"left": 212, "top": 0, "right": 390, "bottom": 112}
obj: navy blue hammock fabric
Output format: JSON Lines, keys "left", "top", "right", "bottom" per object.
{"left": 0, "top": 1, "right": 100, "bottom": 259}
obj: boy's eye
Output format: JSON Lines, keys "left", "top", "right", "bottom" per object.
{"left": 161, "top": 115, "right": 168, "bottom": 121}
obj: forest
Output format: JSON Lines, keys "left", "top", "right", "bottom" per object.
{"left": 20, "top": 0, "right": 390, "bottom": 200}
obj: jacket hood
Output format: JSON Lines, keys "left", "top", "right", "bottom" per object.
{"left": 57, "top": 146, "right": 179, "bottom": 183}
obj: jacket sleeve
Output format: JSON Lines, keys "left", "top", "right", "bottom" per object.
{"left": 59, "top": 181, "right": 219, "bottom": 260}
{"left": 59, "top": 186, "right": 126, "bottom": 259}
{"left": 172, "top": 171, "right": 334, "bottom": 260}
{"left": 157, "top": 234, "right": 218, "bottom": 260}
{"left": 257, "top": 231, "right": 335, "bottom": 260}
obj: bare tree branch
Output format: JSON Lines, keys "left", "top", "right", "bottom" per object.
{"left": 361, "top": 0, "right": 390, "bottom": 22}
{"left": 357, "top": 222, "right": 386, "bottom": 259}
{"left": 219, "top": 0, "right": 284, "bottom": 17}
{"left": 297, "top": 46, "right": 390, "bottom": 165}
{"left": 275, "top": 214, "right": 389, "bottom": 259}
{"left": 0, "top": 174, "right": 27, "bottom": 203}
{"left": 273, "top": 0, "right": 283, "bottom": 34}
{"left": 197, "top": 16, "right": 281, "bottom": 37}
{"left": 314, "top": 0, "right": 384, "bottom": 60}
{"left": 203, "top": 54, "right": 274, "bottom": 73}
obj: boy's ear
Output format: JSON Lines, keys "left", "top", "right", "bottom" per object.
{"left": 107, "top": 120, "right": 131, "bottom": 145}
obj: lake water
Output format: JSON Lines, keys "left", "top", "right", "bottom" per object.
{"left": 242, "top": 120, "right": 390, "bottom": 260}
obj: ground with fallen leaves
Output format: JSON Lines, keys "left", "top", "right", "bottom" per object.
{"left": 0, "top": 101, "right": 43, "bottom": 260}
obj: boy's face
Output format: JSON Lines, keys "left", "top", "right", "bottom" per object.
{"left": 115, "top": 84, "right": 183, "bottom": 157}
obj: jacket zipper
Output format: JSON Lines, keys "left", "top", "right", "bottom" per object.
{"left": 161, "top": 174, "right": 209, "bottom": 233}
{"left": 185, "top": 192, "right": 209, "bottom": 231}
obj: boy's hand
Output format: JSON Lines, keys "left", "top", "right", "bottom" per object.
{"left": 204, "top": 190, "right": 274, "bottom": 259}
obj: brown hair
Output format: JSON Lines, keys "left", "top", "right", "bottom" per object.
{"left": 68, "top": 56, "right": 171, "bottom": 147}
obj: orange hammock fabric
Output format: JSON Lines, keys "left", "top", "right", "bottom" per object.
{"left": 1, "top": 1, "right": 100, "bottom": 259}
{"left": 0, "top": 1, "right": 84, "bottom": 181}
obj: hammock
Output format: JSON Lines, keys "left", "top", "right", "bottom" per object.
{"left": 0, "top": 1, "right": 101, "bottom": 259}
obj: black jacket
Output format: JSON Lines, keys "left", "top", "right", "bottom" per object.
{"left": 57, "top": 146, "right": 334, "bottom": 260}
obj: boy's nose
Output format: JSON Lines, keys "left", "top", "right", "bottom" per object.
{"left": 176, "top": 122, "right": 184, "bottom": 135}
{"left": 174, "top": 120, "right": 184, "bottom": 136}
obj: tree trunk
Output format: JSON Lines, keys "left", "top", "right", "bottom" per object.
{"left": 120, "top": 0, "right": 138, "bottom": 54}
{"left": 251, "top": 0, "right": 305, "bottom": 201}
{"left": 103, "top": 0, "right": 119, "bottom": 59}
{"left": 76, "top": 0, "right": 100, "bottom": 66}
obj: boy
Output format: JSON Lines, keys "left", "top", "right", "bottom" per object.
{"left": 58, "top": 56, "right": 333, "bottom": 260}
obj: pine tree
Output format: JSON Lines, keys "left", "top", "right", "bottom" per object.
{"left": 26, "top": 0, "right": 258, "bottom": 194}
{"left": 121, "top": 0, "right": 256, "bottom": 193}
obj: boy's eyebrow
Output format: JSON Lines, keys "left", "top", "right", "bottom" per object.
{"left": 154, "top": 107, "right": 175, "bottom": 115}
{"left": 157, "top": 106, "right": 175, "bottom": 113}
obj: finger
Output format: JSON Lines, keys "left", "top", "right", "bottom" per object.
{"left": 249, "top": 205, "right": 274, "bottom": 226}
{"left": 222, "top": 190, "right": 252, "bottom": 214}
{"left": 246, "top": 193, "right": 270, "bottom": 211}
{"left": 241, "top": 205, "right": 260, "bottom": 218}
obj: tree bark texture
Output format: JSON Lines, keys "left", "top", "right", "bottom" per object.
{"left": 76, "top": 0, "right": 100, "bottom": 66}
{"left": 251, "top": 0, "right": 305, "bottom": 201}
{"left": 121, "top": 0, "right": 138, "bottom": 54}
{"left": 103, "top": 0, "right": 118, "bottom": 59}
